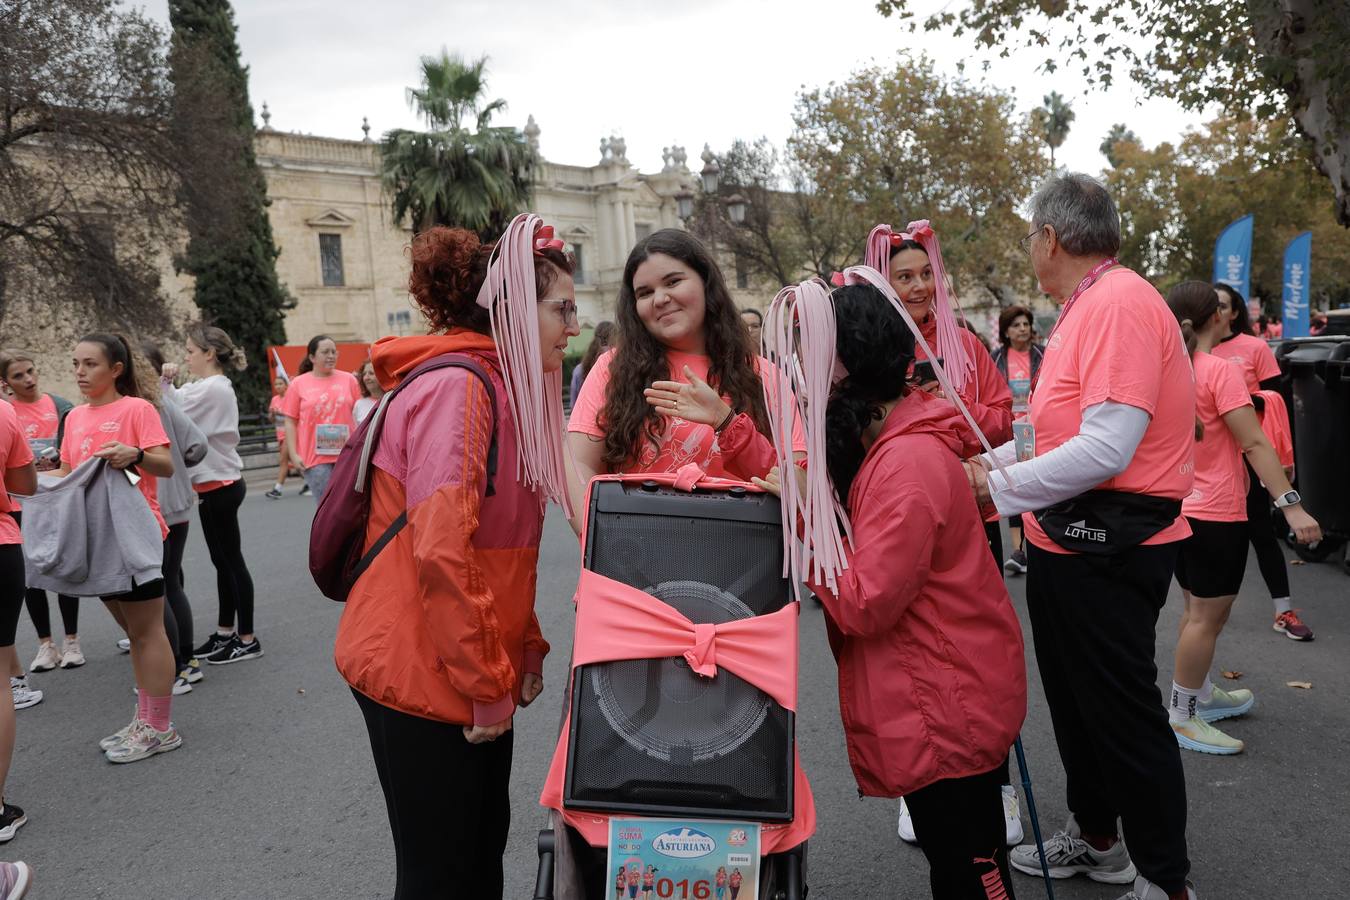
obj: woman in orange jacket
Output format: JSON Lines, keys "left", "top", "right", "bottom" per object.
{"left": 334, "top": 217, "right": 579, "bottom": 899}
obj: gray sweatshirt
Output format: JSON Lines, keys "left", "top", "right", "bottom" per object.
{"left": 156, "top": 398, "right": 208, "bottom": 527}
{"left": 21, "top": 458, "right": 163, "bottom": 596}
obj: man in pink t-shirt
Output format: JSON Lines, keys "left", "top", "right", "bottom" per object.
{"left": 969, "top": 175, "right": 1198, "bottom": 900}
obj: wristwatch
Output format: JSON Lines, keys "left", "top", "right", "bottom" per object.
{"left": 1274, "top": 489, "right": 1301, "bottom": 509}
{"left": 133, "top": 448, "right": 145, "bottom": 467}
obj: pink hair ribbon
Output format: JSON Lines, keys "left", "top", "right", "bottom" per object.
{"left": 764, "top": 266, "right": 1008, "bottom": 593}
{"left": 762, "top": 278, "right": 853, "bottom": 597}
{"left": 475, "top": 213, "right": 573, "bottom": 515}
{"left": 863, "top": 220, "right": 975, "bottom": 396}
{"left": 533, "top": 225, "right": 565, "bottom": 253}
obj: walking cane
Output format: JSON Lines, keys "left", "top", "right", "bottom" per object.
{"left": 1013, "top": 736, "right": 1056, "bottom": 900}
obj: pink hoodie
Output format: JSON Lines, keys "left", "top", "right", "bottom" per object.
{"left": 809, "top": 390, "right": 1026, "bottom": 797}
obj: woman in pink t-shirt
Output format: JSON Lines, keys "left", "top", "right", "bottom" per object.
{"left": 265, "top": 376, "right": 293, "bottom": 500}
{"left": 0, "top": 349, "right": 83, "bottom": 673}
{"left": 988, "top": 305, "right": 1044, "bottom": 577}
{"left": 1210, "top": 283, "right": 1313, "bottom": 640}
{"left": 0, "top": 400, "right": 37, "bottom": 839}
{"left": 58, "top": 334, "right": 181, "bottom": 765}
{"left": 567, "top": 230, "right": 802, "bottom": 530}
{"left": 282, "top": 335, "right": 360, "bottom": 501}
{"left": 1163, "top": 283, "right": 1320, "bottom": 757}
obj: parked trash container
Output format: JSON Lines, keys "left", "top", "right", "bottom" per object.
{"left": 1283, "top": 336, "right": 1350, "bottom": 550}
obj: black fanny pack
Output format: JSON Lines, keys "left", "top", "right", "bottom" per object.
{"left": 1034, "top": 490, "right": 1182, "bottom": 555}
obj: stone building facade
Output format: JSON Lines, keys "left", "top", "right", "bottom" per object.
{"left": 256, "top": 118, "right": 728, "bottom": 345}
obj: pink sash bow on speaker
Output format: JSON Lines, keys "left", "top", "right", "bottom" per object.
{"left": 571, "top": 569, "right": 799, "bottom": 711}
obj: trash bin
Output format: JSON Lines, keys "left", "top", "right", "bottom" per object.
{"left": 1283, "top": 336, "right": 1350, "bottom": 551}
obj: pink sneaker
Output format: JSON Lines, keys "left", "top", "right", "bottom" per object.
{"left": 1274, "top": 610, "right": 1314, "bottom": 641}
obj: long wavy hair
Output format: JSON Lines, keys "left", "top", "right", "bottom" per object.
{"left": 825, "top": 284, "right": 915, "bottom": 501}
{"left": 601, "top": 229, "right": 770, "bottom": 470}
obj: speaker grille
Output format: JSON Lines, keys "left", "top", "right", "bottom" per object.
{"left": 565, "top": 483, "right": 794, "bottom": 821}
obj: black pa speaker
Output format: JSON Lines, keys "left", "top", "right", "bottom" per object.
{"left": 563, "top": 479, "right": 795, "bottom": 822}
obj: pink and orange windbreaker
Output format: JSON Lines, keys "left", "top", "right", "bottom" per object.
{"left": 335, "top": 331, "right": 549, "bottom": 726}
{"left": 809, "top": 390, "right": 1026, "bottom": 798}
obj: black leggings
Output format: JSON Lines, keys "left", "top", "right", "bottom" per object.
{"left": 0, "top": 545, "right": 26, "bottom": 647}
{"left": 906, "top": 765, "right": 1017, "bottom": 900}
{"left": 1244, "top": 463, "right": 1290, "bottom": 599}
{"left": 353, "top": 688, "right": 514, "bottom": 899}
{"left": 162, "top": 522, "right": 192, "bottom": 667}
{"left": 12, "top": 511, "right": 79, "bottom": 640}
{"left": 198, "top": 481, "right": 256, "bottom": 635}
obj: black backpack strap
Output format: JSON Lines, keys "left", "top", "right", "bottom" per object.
{"left": 351, "top": 354, "right": 500, "bottom": 580}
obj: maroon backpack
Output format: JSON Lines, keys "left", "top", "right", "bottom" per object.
{"left": 308, "top": 353, "right": 498, "bottom": 602}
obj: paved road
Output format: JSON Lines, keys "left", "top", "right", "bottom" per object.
{"left": 11, "top": 485, "right": 1350, "bottom": 898}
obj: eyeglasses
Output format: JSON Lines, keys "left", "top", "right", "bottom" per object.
{"left": 538, "top": 298, "right": 579, "bottom": 326}
{"left": 1019, "top": 226, "right": 1044, "bottom": 256}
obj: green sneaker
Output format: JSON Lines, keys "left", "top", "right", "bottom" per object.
{"left": 1172, "top": 715, "right": 1244, "bottom": 755}
{"left": 1196, "top": 685, "right": 1253, "bottom": 723}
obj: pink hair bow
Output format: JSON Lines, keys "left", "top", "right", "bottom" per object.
{"left": 533, "top": 225, "right": 565, "bottom": 254}
{"left": 475, "top": 214, "right": 573, "bottom": 514}
{"left": 829, "top": 271, "right": 846, "bottom": 287}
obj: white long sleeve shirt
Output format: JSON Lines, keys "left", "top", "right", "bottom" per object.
{"left": 982, "top": 400, "right": 1151, "bottom": 517}
{"left": 162, "top": 374, "right": 244, "bottom": 484}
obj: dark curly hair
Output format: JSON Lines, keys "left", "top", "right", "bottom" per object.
{"left": 601, "top": 229, "right": 769, "bottom": 470}
{"left": 825, "top": 284, "right": 915, "bottom": 501}
{"left": 407, "top": 226, "right": 574, "bottom": 335}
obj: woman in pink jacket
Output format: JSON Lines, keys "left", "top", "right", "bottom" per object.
{"left": 759, "top": 280, "right": 1026, "bottom": 899}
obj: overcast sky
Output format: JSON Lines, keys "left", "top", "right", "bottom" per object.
{"left": 140, "top": 0, "right": 1202, "bottom": 183}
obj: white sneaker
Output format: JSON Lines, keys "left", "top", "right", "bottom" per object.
{"left": 1119, "top": 875, "right": 1197, "bottom": 899}
{"left": 171, "top": 676, "right": 193, "bottom": 696}
{"left": 9, "top": 678, "right": 42, "bottom": 711}
{"left": 58, "top": 637, "right": 85, "bottom": 669}
{"left": 1002, "top": 784, "right": 1024, "bottom": 846}
{"left": 116, "top": 638, "right": 130, "bottom": 653}
{"left": 28, "top": 642, "right": 59, "bottom": 673}
{"left": 99, "top": 716, "right": 139, "bottom": 752}
{"left": 104, "top": 720, "right": 181, "bottom": 764}
{"left": 897, "top": 797, "right": 917, "bottom": 844}
{"left": 1010, "top": 816, "right": 1136, "bottom": 884}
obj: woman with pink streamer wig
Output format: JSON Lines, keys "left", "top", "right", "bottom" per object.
{"left": 755, "top": 271, "right": 1026, "bottom": 900}
{"left": 335, "top": 214, "right": 579, "bottom": 899}
{"left": 866, "top": 222, "right": 1013, "bottom": 458}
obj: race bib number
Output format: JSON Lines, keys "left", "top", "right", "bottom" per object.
{"left": 314, "top": 424, "right": 350, "bottom": 456}
{"left": 1013, "top": 421, "right": 1036, "bottom": 462}
{"left": 1009, "top": 378, "right": 1031, "bottom": 414}
{"left": 607, "top": 818, "right": 760, "bottom": 900}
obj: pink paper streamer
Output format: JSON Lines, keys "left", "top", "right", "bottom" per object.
{"left": 475, "top": 213, "right": 573, "bottom": 515}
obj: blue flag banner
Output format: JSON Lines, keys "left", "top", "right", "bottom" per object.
{"left": 1213, "top": 214, "right": 1253, "bottom": 299}
{"left": 1282, "top": 231, "right": 1312, "bottom": 338}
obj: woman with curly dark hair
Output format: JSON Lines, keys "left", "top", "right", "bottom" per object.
{"left": 567, "top": 229, "right": 801, "bottom": 525}
{"left": 756, "top": 278, "right": 1026, "bottom": 899}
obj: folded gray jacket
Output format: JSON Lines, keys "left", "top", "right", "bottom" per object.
{"left": 21, "top": 458, "right": 163, "bottom": 596}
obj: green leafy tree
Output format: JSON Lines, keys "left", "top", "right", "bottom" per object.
{"left": 874, "top": 0, "right": 1350, "bottom": 227}
{"left": 1034, "top": 91, "right": 1076, "bottom": 168}
{"left": 1107, "top": 116, "right": 1350, "bottom": 309}
{"left": 168, "top": 0, "right": 291, "bottom": 413}
{"left": 1100, "top": 123, "right": 1140, "bottom": 168}
{"left": 381, "top": 51, "right": 534, "bottom": 238}
{"left": 790, "top": 53, "right": 1046, "bottom": 305}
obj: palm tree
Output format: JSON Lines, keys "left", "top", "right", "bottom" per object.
{"left": 380, "top": 51, "right": 534, "bottom": 237}
{"left": 1035, "top": 92, "right": 1076, "bottom": 169}
{"left": 1099, "top": 123, "right": 1140, "bottom": 168}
